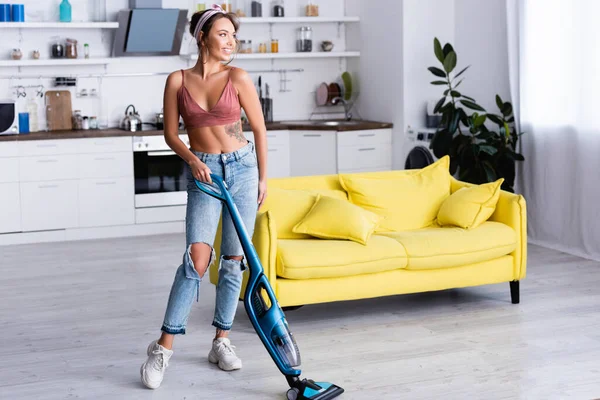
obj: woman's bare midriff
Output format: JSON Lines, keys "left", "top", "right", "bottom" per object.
{"left": 187, "top": 119, "right": 248, "bottom": 154}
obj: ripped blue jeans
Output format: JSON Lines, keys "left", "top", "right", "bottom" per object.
{"left": 161, "top": 141, "right": 259, "bottom": 335}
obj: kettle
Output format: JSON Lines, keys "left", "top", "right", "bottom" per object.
{"left": 121, "top": 104, "right": 143, "bottom": 132}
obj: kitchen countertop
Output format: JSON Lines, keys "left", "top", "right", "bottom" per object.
{"left": 0, "top": 120, "right": 393, "bottom": 142}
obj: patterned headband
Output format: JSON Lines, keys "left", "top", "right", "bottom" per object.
{"left": 193, "top": 4, "right": 226, "bottom": 42}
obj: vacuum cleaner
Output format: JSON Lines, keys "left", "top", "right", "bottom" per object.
{"left": 195, "top": 175, "right": 344, "bottom": 400}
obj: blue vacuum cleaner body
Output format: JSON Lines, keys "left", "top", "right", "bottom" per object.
{"left": 195, "top": 175, "right": 344, "bottom": 400}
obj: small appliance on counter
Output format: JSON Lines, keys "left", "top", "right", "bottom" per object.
{"left": 0, "top": 101, "right": 19, "bottom": 135}
{"left": 121, "top": 104, "right": 143, "bottom": 132}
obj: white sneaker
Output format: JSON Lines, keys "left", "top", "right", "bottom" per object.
{"left": 208, "top": 337, "right": 242, "bottom": 371}
{"left": 140, "top": 340, "right": 173, "bottom": 389}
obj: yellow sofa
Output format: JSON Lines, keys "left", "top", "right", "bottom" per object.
{"left": 210, "top": 157, "right": 527, "bottom": 308}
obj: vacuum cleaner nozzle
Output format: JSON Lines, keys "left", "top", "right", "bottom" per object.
{"left": 286, "top": 378, "right": 344, "bottom": 400}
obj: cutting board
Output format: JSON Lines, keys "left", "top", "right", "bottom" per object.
{"left": 45, "top": 90, "right": 73, "bottom": 131}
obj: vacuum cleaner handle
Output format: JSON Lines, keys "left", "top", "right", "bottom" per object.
{"left": 194, "top": 174, "right": 228, "bottom": 202}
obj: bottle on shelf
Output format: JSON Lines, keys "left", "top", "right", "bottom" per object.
{"left": 59, "top": 0, "right": 72, "bottom": 22}
{"left": 272, "top": 0, "right": 284, "bottom": 17}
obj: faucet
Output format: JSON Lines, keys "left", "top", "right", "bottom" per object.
{"left": 331, "top": 97, "right": 352, "bottom": 121}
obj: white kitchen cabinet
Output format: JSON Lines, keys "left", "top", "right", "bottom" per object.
{"left": 20, "top": 180, "right": 78, "bottom": 231}
{"left": 78, "top": 151, "right": 133, "bottom": 179}
{"left": 0, "top": 182, "right": 21, "bottom": 233}
{"left": 19, "top": 154, "right": 79, "bottom": 182}
{"left": 18, "top": 139, "right": 79, "bottom": 157}
{"left": 290, "top": 131, "right": 337, "bottom": 177}
{"left": 0, "top": 141, "right": 18, "bottom": 157}
{"left": 78, "top": 177, "right": 134, "bottom": 227}
{"left": 337, "top": 129, "right": 392, "bottom": 173}
{"left": 0, "top": 157, "right": 19, "bottom": 183}
{"left": 244, "top": 130, "right": 291, "bottom": 178}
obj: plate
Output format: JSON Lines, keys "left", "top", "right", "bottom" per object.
{"left": 315, "top": 82, "right": 329, "bottom": 106}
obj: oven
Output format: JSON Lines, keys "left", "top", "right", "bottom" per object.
{"left": 133, "top": 135, "right": 189, "bottom": 208}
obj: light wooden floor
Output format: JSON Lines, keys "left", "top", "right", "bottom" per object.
{"left": 1, "top": 235, "right": 599, "bottom": 400}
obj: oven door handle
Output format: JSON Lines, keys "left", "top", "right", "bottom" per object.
{"left": 147, "top": 150, "right": 177, "bottom": 156}
{"left": 194, "top": 174, "right": 229, "bottom": 202}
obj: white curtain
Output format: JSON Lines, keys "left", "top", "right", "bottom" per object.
{"left": 507, "top": 0, "right": 600, "bottom": 261}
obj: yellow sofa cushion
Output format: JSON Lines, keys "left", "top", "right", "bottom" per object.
{"left": 292, "top": 194, "right": 381, "bottom": 245}
{"left": 437, "top": 178, "right": 504, "bottom": 229}
{"left": 260, "top": 187, "right": 347, "bottom": 239}
{"left": 276, "top": 235, "right": 407, "bottom": 279}
{"left": 378, "top": 221, "right": 517, "bottom": 270}
{"left": 339, "top": 156, "right": 451, "bottom": 232}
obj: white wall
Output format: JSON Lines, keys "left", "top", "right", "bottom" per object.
{"left": 345, "top": 0, "right": 404, "bottom": 168}
{"left": 403, "top": 0, "right": 455, "bottom": 129}
{"left": 0, "top": 0, "right": 352, "bottom": 129}
{"left": 345, "top": 0, "right": 510, "bottom": 169}
{"left": 454, "top": 0, "right": 510, "bottom": 116}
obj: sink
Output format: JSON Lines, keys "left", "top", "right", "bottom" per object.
{"left": 316, "top": 120, "right": 362, "bottom": 126}
{"left": 283, "top": 120, "right": 362, "bottom": 127}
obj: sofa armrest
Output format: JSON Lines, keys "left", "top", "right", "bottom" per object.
{"left": 252, "top": 211, "right": 279, "bottom": 293}
{"left": 451, "top": 177, "right": 527, "bottom": 280}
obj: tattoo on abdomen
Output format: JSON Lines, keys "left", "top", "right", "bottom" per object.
{"left": 225, "top": 120, "right": 245, "bottom": 142}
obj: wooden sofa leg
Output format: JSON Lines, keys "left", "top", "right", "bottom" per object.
{"left": 510, "top": 281, "right": 520, "bottom": 304}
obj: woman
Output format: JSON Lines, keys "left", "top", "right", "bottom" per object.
{"left": 141, "top": 4, "right": 267, "bottom": 389}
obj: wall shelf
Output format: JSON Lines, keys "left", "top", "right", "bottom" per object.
{"left": 238, "top": 17, "right": 359, "bottom": 24}
{"left": 0, "top": 58, "right": 115, "bottom": 67}
{"left": 183, "top": 52, "right": 360, "bottom": 61}
{"left": 0, "top": 22, "right": 118, "bottom": 29}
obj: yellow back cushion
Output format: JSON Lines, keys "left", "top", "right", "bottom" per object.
{"left": 437, "top": 178, "right": 504, "bottom": 229}
{"left": 260, "top": 187, "right": 347, "bottom": 239}
{"left": 339, "top": 156, "right": 451, "bottom": 231}
{"left": 292, "top": 194, "right": 381, "bottom": 245}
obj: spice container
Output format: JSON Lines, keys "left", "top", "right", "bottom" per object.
{"left": 296, "top": 26, "right": 312, "bottom": 52}
{"left": 251, "top": 0, "right": 262, "bottom": 17}
{"left": 258, "top": 42, "right": 267, "bottom": 53}
{"left": 239, "top": 40, "right": 252, "bottom": 53}
{"left": 82, "top": 116, "right": 89, "bottom": 130}
{"left": 89, "top": 116, "right": 98, "bottom": 130}
{"left": 65, "top": 38, "right": 78, "bottom": 59}
{"left": 305, "top": 0, "right": 318, "bottom": 16}
{"left": 270, "top": 39, "right": 279, "bottom": 53}
{"left": 84, "top": 43, "right": 89, "bottom": 59}
{"left": 32, "top": 50, "right": 40, "bottom": 59}
{"left": 273, "top": 0, "right": 284, "bottom": 17}
{"left": 11, "top": 48, "right": 22, "bottom": 60}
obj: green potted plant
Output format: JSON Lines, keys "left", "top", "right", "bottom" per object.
{"left": 427, "top": 37, "right": 525, "bottom": 192}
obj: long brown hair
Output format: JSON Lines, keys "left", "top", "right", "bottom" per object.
{"left": 189, "top": 9, "right": 240, "bottom": 64}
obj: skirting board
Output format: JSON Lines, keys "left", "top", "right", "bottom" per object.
{"left": 0, "top": 221, "right": 185, "bottom": 247}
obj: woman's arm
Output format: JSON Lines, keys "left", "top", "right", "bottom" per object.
{"left": 232, "top": 68, "right": 268, "bottom": 207}
{"left": 163, "top": 71, "right": 212, "bottom": 183}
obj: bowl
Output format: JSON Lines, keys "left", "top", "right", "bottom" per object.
{"left": 321, "top": 41, "right": 334, "bottom": 52}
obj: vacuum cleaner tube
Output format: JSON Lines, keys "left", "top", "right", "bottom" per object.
{"left": 271, "top": 318, "right": 301, "bottom": 368}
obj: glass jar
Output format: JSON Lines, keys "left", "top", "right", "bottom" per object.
{"left": 250, "top": 0, "right": 262, "bottom": 17}
{"left": 89, "top": 116, "right": 98, "bottom": 130}
{"left": 270, "top": 38, "right": 279, "bottom": 53}
{"left": 84, "top": 43, "right": 89, "bottom": 59}
{"left": 305, "top": 0, "right": 318, "bottom": 16}
{"left": 272, "top": 0, "right": 284, "bottom": 17}
{"left": 72, "top": 110, "right": 83, "bottom": 130}
{"left": 258, "top": 42, "right": 267, "bottom": 53}
{"left": 296, "top": 26, "right": 312, "bottom": 52}
{"left": 65, "top": 38, "right": 78, "bottom": 59}
{"left": 239, "top": 39, "right": 252, "bottom": 53}
{"left": 11, "top": 48, "right": 22, "bottom": 60}
{"left": 51, "top": 37, "right": 64, "bottom": 58}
